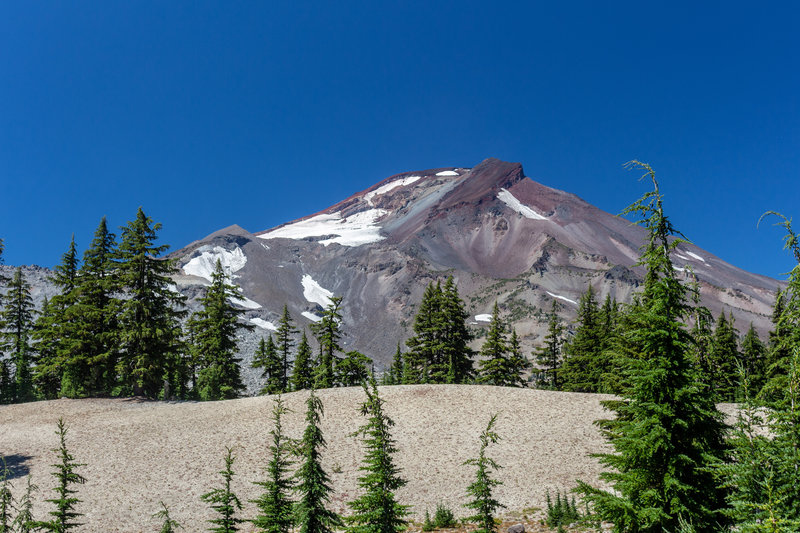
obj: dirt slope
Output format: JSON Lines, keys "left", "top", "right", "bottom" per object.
{"left": 0, "top": 386, "right": 733, "bottom": 532}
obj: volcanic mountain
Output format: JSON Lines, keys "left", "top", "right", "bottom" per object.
{"left": 170, "top": 158, "right": 780, "bottom": 391}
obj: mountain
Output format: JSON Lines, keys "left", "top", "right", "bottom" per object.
{"left": 171, "top": 158, "right": 781, "bottom": 390}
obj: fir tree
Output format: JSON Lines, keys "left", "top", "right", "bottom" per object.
{"left": 577, "top": 161, "right": 729, "bottom": 532}
{"left": 294, "top": 390, "right": 341, "bottom": 533}
{"left": 336, "top": 350, "right": 372, "bottom": 387}
{"left": 0, "top": 461, "right": 13, "bottom": 533}
{"left": 440, "top": 277, "right": 473, "bottom": 383}
{"left": 13, "top": 475, "right": 38, "bottom": 533}
{"left": 710, "top": 311, "right": 741, "bottom": 401}
{"left": 404, "top": 282, "right": 441, "bottom": 384}
{"left": 689, "top": 303, "right": 715, "bottom": 393}
{"left": 202, "top": 447, "right": 244, "bottom": 533}
{"left": 37, "top": 418, "right": 86, "bottom": 532}
{"left": 311, "top": 297, "right": 343, "bottom": 389}
{"left": 559, "top": 285, "right": 603, "bottom": 392}
{"left": 252, "top": 336, "right": 282, "bottom": 395}
{"left": 741, "top": 323, "right": 767, "bottom": 398}
{"left": 534, "top": 301, "right": 563, "bottom": 390}
{"left": 382, "top": 344, "right": 404, "bottom": 386}
{"left": 251, "top": 397, "right": 295, "bottom": 533}
{"left": 291, "top": 331, "right": 314, "bottom": 391}
{"left": 274, "top": 305, "right": 297, "bottom": 393}
{"left": 505, "top": 330, "right": 529, "bottom": 387}
{"left": 477, "top": 303, "right": 510, "bottom": 386}
{"left": 346, "top": 378, "right": 409, "bottom": 533}
{"left": 1, "top": 268, "right": 36, "bottom": 402}
{"left": 464, "top": 414, "right": 504, "bottom": 533}
{"left": 116, "top": 208, "right": 185, "bottom": 398}
{"left": 31, "top": 297, "right": 62, "bottom": 399}
{"left": 153, "top": 502, "right": 182, "bottom": 533}
{"left": 191, "top": 259, "right": 251, "bottom": 401}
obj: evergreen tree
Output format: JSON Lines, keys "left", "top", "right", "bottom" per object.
{"left": 153, "top": 502, "right": 182, "bottom": 533}
{"left": 116, "top": 208, "right": 185, "bottom": 398}
{"left": 311, "top": 297, "right": 343, "bottom": 389}
{"left": 741, "top": 323, "right": 767, "bottom": 398}
{"left": 440, "top": 277, "right": 473, "bottom": 383}
{"left": 710, "top": 311, "right": 741, "bottom": 401}
{"left": 201, "top": 447, "right": 244, "bottom": 533}
{"left": 577, "top": 161, "right": 729, "bottom": 532}
{"left": 762, "top": 290, "right": 795, "bottom": 401}
{"left": 346, "top": 378, "right": 409, "bottom": 533}
{"left": 689, "top": 303, "right": 715, "bottom": 393}
{"left": 464, "top": 414, "right": 504, "bottom": 533}
{"left": 404, "top": 282, "right": 442, "bottom": 384}
{"left": 31, "top": 297, "right": 62, "bottom": 399}
{"left": 559, "top": 285, "right": 604, "bottom": 392}
{"left": 534, "top": 301, "right": 563, "bottom": 390}
{"left": 251, "top": 397, "right": 295, "bottom": 533}
{"left": 382, "top": 344, "right": 404, "bottom": 386}
{"left": 274, "top": 305, "right": 297, "bottom": 393}
{"left": 0, "top": 461, "right": 13, "bottom": 533}
{"left": 37, "top": 418, "right": 86, "bottom": 532}
{"left": 252, "top": 336, "right": 282, "bottom": 396}
{"left": 336, "top": 351, "right": 372, "bottom": 387}
{"left": 294, "top": 390, "right": 341, "bottom": 533}
{"left": 0, "top": 268, "right": 36, "bottom": 402}
{"left": 477, "top": 303, "right": 510, "bottom": 386}
{"left": 291, "top": 331, "right": 314, "bottom": 391}
{"left": 505, "top": 330, "right": 529, "bottom": 387}
{"left": 190, "top": 259, "right": 250, "bottom": 401}
{"left": 13, "top": 475, "right": 38, "bottom": 533}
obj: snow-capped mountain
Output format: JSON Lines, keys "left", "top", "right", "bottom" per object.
{"left": 171, "top": 158, "right": 782, "bottom": 388}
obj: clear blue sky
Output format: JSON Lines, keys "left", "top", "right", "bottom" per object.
{"left": 1, "top": 2, "right": 798, "bottom": 279}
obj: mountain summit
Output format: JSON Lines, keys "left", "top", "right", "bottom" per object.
{"left": 172, "top": 158, "right": 780, "bottom": 390}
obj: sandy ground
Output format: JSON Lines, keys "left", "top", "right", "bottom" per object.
{"left": 0, "top": 385, "right": 736, "bottom": 532}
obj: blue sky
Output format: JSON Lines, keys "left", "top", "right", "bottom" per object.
{"left": 1, "top": 2, "right": 798, "bottom": 278}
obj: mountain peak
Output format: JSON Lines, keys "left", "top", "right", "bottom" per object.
{"left": 436, "top": 158, "right": 525, "bottom": 212}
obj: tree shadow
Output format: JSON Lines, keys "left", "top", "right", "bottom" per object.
{"left": 2, "top": 454, "right": 33, "bottom": 480}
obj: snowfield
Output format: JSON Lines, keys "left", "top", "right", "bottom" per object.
{"left": 435, "top": 170, "right": 459, "bottom": 176}
{"left": 475, "top": 314, "right": 493, "bottom": 322}
{"left": 183, "top": 245, "right": 247, "bottom": 282}
{"left": 546, "top": 291, "right": 577, "bottom": 305}
{"left": 249, "top": 318, "right": 277, "bottom": 331}
{"left": 497, "top": 188, "right": 547, "bottom": 220}
{"left": 363, "top": 175, "right": 421, "bottom": 206}
{"left": 259, "top": 209, "right": 388, "bottom": 247}
{"left": 301, "top": 274, "right": 334, "bottom": 309}
{"left": 686, "top": 251, "right": 706, "bottom": 262}
{"left": 230, "top": 296, "right": 262, "bottom": 309}
{"left": 301, "top": 311, "right": 323, "bottom": 322}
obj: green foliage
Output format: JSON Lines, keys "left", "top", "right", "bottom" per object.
{"left": 251, "top": 397, "right": 295, "bottom": 533}
{"left": 37, "top": 418, "right": 86, "bottom": 532}
{"left": 405, "top": 277, "right": 473, "bottom": 384}
{"left": 382, "top": 344, "right": 404, "bottom": 385}
{"left": 477, "top": 303, "right": 510, "bottom": 386}
{"left": 0, "top": 267, "right": 36, "bottom": 403}
{"left": 464, "top": 414, "right": 504, "bottom": 533}
{"left": 0, "top": 461, "right": 13, "bottom": 532}
{"left": 534, "top": 301, "right": 563, "bottom": 389}
{"left": 311, "top": 297, "right": 344, "bottom": 389}
{"left": 545, "top": 489, "right": 580, "bottom": 528}
{"left": 116, "top": 207, "right": 185, "bottom": 398}
{"left": 13, "top": 475, "right": 38, "bottom": 533}
{"left": 709, "top": 311, "right": 741, "bottom": 401}
{"left": 577, "top": 161, "right": 729, "bottom": 532}
{"left": 153, "top": 501, "right": 183, "bottom": 533}
{"left": 253, "top": 336, "right": 282, "bottom": 396}
{"left": 559, "top": 285, "right": 606, "bottom": 393}
{"left": 421, "top": 510, "right": 434, "bottom": 532}
{"left": 274, "top": 305, "right": 297, "bottom": 393}
{"left": 741, "top": 323, "right": 767, "bottom": 398}
{"left": 433, "top": 503, "right": 456, "bottom": 528}
{"left": 201, "top": 447, "right": 244, "bottom": 533}
{"left": 294, "top": 390, "right": 341, "bottom": 533}
{"left": 346, "top": 378, "right": 409, "bottom": 533}
{"left": 336, "top": 351, "right": 372, "bottom": 388}
{"left": 291, "top": 331, "right": 314, "bottom": 392}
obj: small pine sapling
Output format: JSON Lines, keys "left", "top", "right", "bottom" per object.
{"left": 0, "top": 461, "right": 13, "bottom": 533}
{"left": 153, "top": 501, "right": 183, "bottom": 533}
{"left": 38, "top": 418, "right": 87, "bottom": 532}
{"left": 464, "top": 414, "right": 504, "bottom": 533}
{"left": 13, "top": 475, "right": 38, "bottom": 533}
{"left": 201, "top": 447, "right": 244, "bottom": 533}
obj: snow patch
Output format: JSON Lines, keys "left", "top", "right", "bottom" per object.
{"left": 183, "top": 246, "right": 247, "bottom": 282}
{"left": 250, "top": 318, "right": 277, "bottom": 331}
{"left": 497, "top": 188, "right": 547, "bottom": 220}
{"left": 302, "top": 275, "right": 334, "bottom": 308}
{"left": 674, "top": 253, "right": 690, "bottom": 262}
{"left": 686, "top": 251, "right": 706, "bottom": 263}
{"left": 436, "top": 170, "right": 459, "bottom": 176}
{"left": 259, "top": 209, "right": 388, "bottom": 247}
{"left": 475, "top": 314, "right": 492, "bottom": 322}
{"left": 363, "top": 176, "right": 421, "bottom": 206}
{"left": 546, "top": 291, "right": 577, "bottom": 305}
{"left": 231, "top": 296, "right": 262, "bottom": 309}
{"left": 302, "top": 311, "right": 323, "bottom": 322}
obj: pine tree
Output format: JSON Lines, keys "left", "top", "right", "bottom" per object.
{"left": 291, "top": 331, "right": 314, "bottom": 391}
{"left": 464, "top": 414, "right": 504, "bottom": 533}
{"left": 153, "top": 501, "right": 182, "bottom": 533}
{"left": 577, "top": 161, "right": 729, "bottom": 532}
{"left": 710, "top": 311, "right": 741, "bottom": 401}
{"left": 251, "top": 397, "right": 295, "bottom": 533}
{"left": 294, "top": 390, "right": 341, "bottom": 533}
{"left": 382, "top": 344, "right": 404, "bottom": 386}
{"left": 404, "top": 282, "right": 442, "bottom": 384}
{"left": 37, "top": 418, "right": 86, "bottom": 532}
{"left": 13, "top": 475, "right": 38, "bottom": 533}
{"left": 311, "top": 297, "right": 343, "bottom": 389}
{"left": 741, "top": 323, "right": 767, "bottom": 398}
{"left": 336, "top": 351, "right": 372, "bottom": 387}
{"left": 505, "top": 330, "right": 529, "bottom": 387}
{"left": 0, "top": 461, "right": 13, "bottom": 532}
{"left": 31, "top": 297, "right": 62, "bottom": 399}
{"left": 116, "top": 208, "right": 185, "bottom": 398}
{"left": 689, "top": 303, "right": 715, "bottom": 392}
{"left": 346, "top": 378, "right": 409, "bottom": 533}
{"left": 440, "top": 277, "right": 473, "bottom": 383}
{"left": 559, "top": 285, "right": 604, "bottom": 392}
{"left": 534, "top": 301, "right": 563, "bottom": 390}
{"left": 191, "top": 259, "right": 252, "bottom": 401}
{"left": 0, "top": 268, "right": 36, "bottom": 402}
{"left": 477, "top": 303, "right": 510, "bottom": 386}
{"left": 274, "top": 305, "right": 297, "bottom": 393}
{"left": 252, "top": 336, "right": 282, "bottom": 396}
{"left": 201, "top": 447, "right": 244, "bottom": 533}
